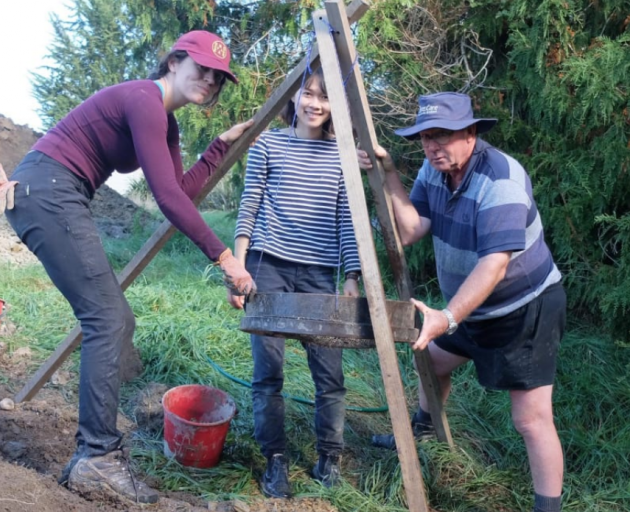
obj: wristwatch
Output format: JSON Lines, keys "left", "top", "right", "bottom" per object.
{"left": 345, "top": 271, "right": 361, "bottom": 282}
{"left": 442, "top": 308, "right": 458, "bottom": 335}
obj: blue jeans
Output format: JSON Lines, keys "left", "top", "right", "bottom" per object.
{"left": 246, "top": 251, "right": 346, "bottom": 458}
{"left": 6, "top": 151, "right": 128, "bottom": 458}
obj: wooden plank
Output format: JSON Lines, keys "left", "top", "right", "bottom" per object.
{"left": 14, "top": 0, "right": 370, "bottom": 404}
{"left": 14, "top": 325, "right": 83, "bottom": 403}
{"left": 314, "top": 10, "right": 430, "bottom": 512}
{"left": 324, "top": 2, "right": 409, "bottom": 296}
{"left": 324, "top": 0, "right": 453, "bottom": 447}
{"left": 414, "top": 349, "right": 452, "bottom": 445}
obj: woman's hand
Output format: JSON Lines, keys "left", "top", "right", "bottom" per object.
{"left": 219, "top": 119, "right": 255, "bottom": 145}
{"left": 217, "top": 248, "right": 257, "bottom": 297}
{"left": 227, "top": 289, "right": 246, "bottom": 309}
{"left": 343, "top": 278, "right": 360, "bottom": 297}
{"left": 0, "top": 163, "right": 18, "bottom": 215}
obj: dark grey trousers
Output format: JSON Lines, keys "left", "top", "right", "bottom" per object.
{"left": 7, "top": 151, "right": 129, "bottom": 457}
{"left": 246, "top": 251, "right": 346, "bottom": 458}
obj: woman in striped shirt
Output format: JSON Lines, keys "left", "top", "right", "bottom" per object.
{"left": 228, "top": 67, "right": 361, "bottom": 498}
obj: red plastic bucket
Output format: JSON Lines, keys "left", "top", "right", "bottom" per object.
{"left": 162, "top": 384, "right": 236, "bottom": 468}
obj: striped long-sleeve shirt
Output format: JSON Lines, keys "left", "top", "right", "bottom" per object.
{"left": 235, "top": 130, "right": 361, "bottom": 272}
{"left": 410, "top": 138, "right": 561, "bottom": 320}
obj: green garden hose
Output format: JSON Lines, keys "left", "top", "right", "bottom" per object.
{"left": 206, "top": 355, "right": 388, "bottom": 413}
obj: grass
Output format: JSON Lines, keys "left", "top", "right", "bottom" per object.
{"left": 1, "top": 210, "right": 629, "bottom": 511}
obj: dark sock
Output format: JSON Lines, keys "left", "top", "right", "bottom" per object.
{"left": 533, "top": 493, "right": 561, "bottom": 512}
{"left": 412, "top": 407, "right": 433, "bottom": 426}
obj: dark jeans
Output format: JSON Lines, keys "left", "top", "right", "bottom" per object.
{"left": 6, "top": 151, "right": 129, "bottom": 457}
{"left": 246, "top": 251, "right": 346, "bottom": 458}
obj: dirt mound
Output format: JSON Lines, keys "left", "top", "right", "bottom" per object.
{"left": 0, "top": 115, "right": 42, "bottom": 265}
{"left": 0, "top": 115, "right": 41, "bottom": 175}
{"left": 0, "top": 114, "right": 154, "bottom": 266}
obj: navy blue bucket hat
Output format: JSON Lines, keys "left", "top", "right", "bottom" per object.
{"left": 395, "top": 92, "right": 497, "bottom": 139}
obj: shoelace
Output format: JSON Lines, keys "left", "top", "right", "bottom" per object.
{"left": 117, "top": 447, "right": 140, "bottom": 503}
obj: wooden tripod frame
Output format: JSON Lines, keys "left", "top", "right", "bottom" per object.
{"left": 14, "top": 1, "right": 452, "bottom": 510}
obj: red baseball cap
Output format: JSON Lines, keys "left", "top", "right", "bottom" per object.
{"left": 172, "top": 31, "right": 238, "bottom": 84}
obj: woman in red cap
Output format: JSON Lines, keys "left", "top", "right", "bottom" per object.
{"left": 1, "top": 30, "right": 254, "bottom": 504}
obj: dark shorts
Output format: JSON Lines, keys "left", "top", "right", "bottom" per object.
{"left": 434, "top": 282, "right": 566, "bottom": 390}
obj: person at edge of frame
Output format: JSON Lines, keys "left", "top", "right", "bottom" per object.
{"left": 358, "top": 91, "right": 566, "bottom": 512}
{"left": 227, "top": 66, "right": 362, "bottom": 498}
{"left": 0, "top": 31, "right": 256, "bottom": 505}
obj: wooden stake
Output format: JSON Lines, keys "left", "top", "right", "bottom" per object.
{"left": 314, "top": 9, "right": 430, "bottom": 512}
{"left": 323, "top": 0, "right": 453, "bottom": 447}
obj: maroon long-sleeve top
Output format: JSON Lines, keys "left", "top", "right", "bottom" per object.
{"left": 33, "top": 79, "right": 229, "bottom": 261}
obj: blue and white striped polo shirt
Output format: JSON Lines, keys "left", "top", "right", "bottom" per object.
{"left": 235, "top": 130, "right": 361, "bottom": 272}
{"left": 409, "top": 138, "right": 561, "bottom": 320}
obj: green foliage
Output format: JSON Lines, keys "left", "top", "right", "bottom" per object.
{"left": 479, "top": 1, "right": 630, "bottom": 334}
{"left": 357, "top": 0, "right": 630, "bottom": 337}
{"left": 32, "top": 0, "right": 156, "bottom": 128}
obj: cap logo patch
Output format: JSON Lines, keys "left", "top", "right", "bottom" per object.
{"left": 418, "top": 105, "right": 439, "bottom": 116}
{"left": 212, "top": 41, "right": 228, "bottom": 60}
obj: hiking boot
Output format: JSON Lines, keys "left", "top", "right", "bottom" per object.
{"left": 68, "top": 450, "right": 159, "bottom": 504}
{"left": 312, "top": 454, "right": 341, "bottom": 488}
{"left": 58, "top": 451, "right": 84, "bottom": 486}
{"left": 371, "top": 411, "right": 435, "bottom": 450}
{"left": 261, "top": 454, "right": 292, "bottom": 499}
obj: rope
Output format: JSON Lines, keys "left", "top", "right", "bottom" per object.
{"left": 319, "top": 17, "right": 360, "bottom": 87}
{"left": 206, "top": 355, "right": 388, "bottom": 413}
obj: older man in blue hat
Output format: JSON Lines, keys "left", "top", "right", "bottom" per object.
{"left": 359, "top": 92, "right": 566, "bottom": 512}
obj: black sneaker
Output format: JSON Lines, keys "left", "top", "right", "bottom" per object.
{"left": 371, "top": 411, "right": 435, "bottom": 450}
{"left": 68, "top": 450, "right": 159, "bottom": 504}
{"left": 312, "top": 454, "right": 341, "bottom": 488}
{"left": 261, "top": 454, "right": 292, "bottom": 498}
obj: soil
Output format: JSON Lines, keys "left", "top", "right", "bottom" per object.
{"left": 0, "top": 115, "right": 340, "bottom": 512}
{"left": 0, "top": 114, "right": 155, "bottom": 267}
{"left": 0, "top": 356, "right": 339, "bottom": 511}
{"left": 0, "top": 115, "right": 41, "bottom": 266}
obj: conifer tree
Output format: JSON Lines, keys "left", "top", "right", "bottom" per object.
{"left": 356, "top": 0, "right": 630, "bottom": 335}
{"left": 32, "top": 0, "right": 155, "bottom": 129}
